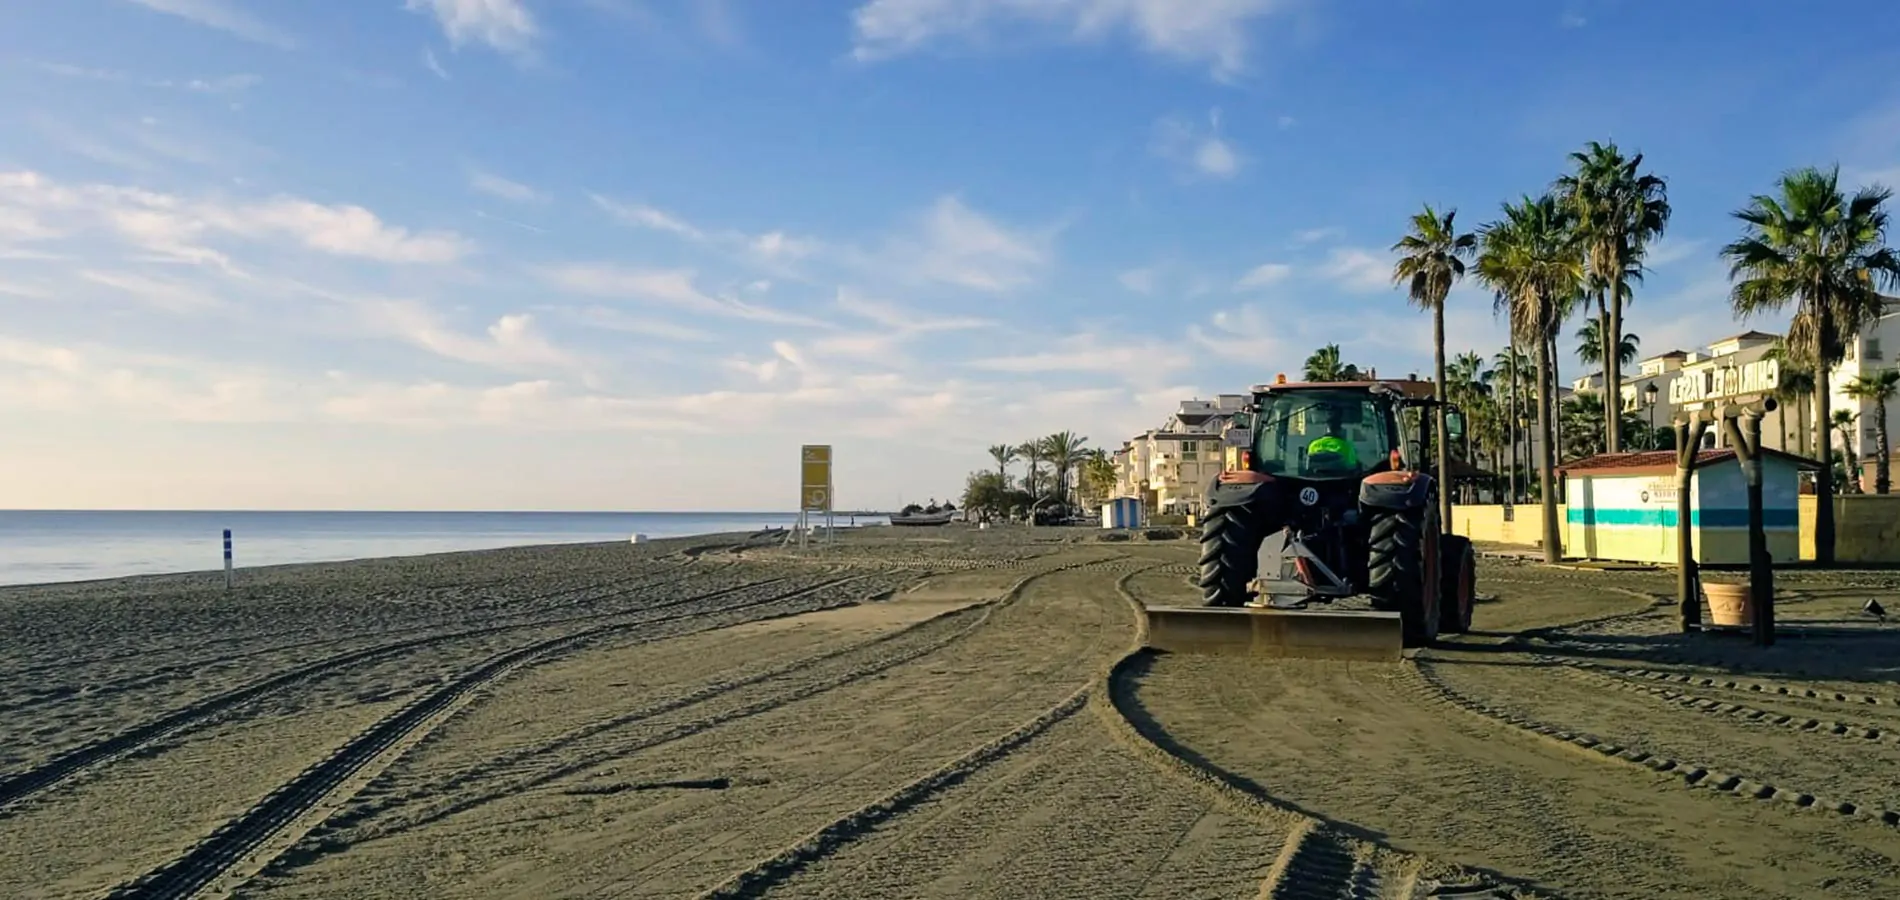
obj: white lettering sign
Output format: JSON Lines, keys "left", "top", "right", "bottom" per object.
{"left": 1668, "top": 358, "right": 1779, "bottom": 405}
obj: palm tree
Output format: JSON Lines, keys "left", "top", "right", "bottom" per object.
{"left": 1556, "top": 141, "right": 1671, "bottom": 453}
{"left": 1447, "top": 350, "right": 1489, "bottom": 463}
{"left": 1575, "top": 317, "right": 1641, "bottom": 450}
{"left": 1487, "top": 345, "right": 1533, "bottom": 502}
{"left": 1845, "top": 369, "right": 1900, "bottom": 493}
{"left": 1478, "top": 194, "right": 1583, "bottom": 562}
{"left": 1576, "top": 319, "right": 1642, "bottom": 371}
{"left": 1722, "top": 165, "right": 1900, "bottom": 563}
{"left": 1017, "top": 440, "right": 1043, "bottom": 498}
{"left": 1763, "top": 335, "right": 1817, "bottom": 456}
{"left": 1833, "top": 409, "right": 1863, "bottom": 493}
{"left": 988, "top": 444, "right": 1018, "bottom": 488}
{"left": 1392, "top": 205, "right": 1478, "bottom": 527}
{"left": 1302, "top": 343, "right": 1362, "bottom": 382}
{"left": 1040, "top": 430, "right": 1090, "bottom": 507}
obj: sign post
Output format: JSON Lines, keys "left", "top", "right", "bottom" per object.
{"left": 800, "top": 444, "right": 833, "bottom": 551}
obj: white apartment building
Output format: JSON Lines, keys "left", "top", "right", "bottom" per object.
{"left": 1113, "top": 394, "right": 1246, "bottom": 515}
{"left": 1826, "top": 300, "right": 1900, "bottom": 473}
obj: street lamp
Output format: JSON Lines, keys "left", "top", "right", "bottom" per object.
{"left": 1645, "top": 382, "right": 1660, "bottom": 447}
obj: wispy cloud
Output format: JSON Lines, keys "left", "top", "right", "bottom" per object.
{"left": 1293, "top": 226, "right": 1343, "bottom": 244}
{"left": 848, "top": 0, "right": 1286, "bottom": 80}
{"left": 1118, "top": 267, "right": 1157, "bottom": 293}
{"left": 1, "top": 169, "right": 475, "bottom": 266}
{"left": 591, "top": 194, "right": 707, "bottom": 239}
{"left": 423, "top": 47, "right": 452, "bottom": 80}
{"left": 26, "top": 61, "right": 262, "bottom": 94}
{"left": 1318, "top": 246, "right": 1391, "bottom": 293}
{"left": 1234, "top": 262, "right": 1290, "bottom": 290}
{"left": 1152, "top": 108, "right": 1241, "bottom": 179}
{"left": 469, "top": 169, "right": 545, "bottom": 204}
{"left": 358, "top": 300, "right": 580, "bottom": 373}
{"left": 538, "top": 263, "right": 824, "bottom": 326}
{"left": 121, "top": 0, "right": 296, "bottom": 49}
{"left": 880, "top": 195, "right": 1050, "bottom": 292}
{"left": 405, "top": 0, "right": 539, "bottom": 56}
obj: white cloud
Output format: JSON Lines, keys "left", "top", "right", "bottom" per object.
{"left": 545, "top": 305, "right": 713, "bottom": 342}
{"left": 848, "top": 0, "right": 1286, "bottom": 80}
{"left": 967, "top": 331, "right": 1190, "bottom": 379}
{"left": 405, "top": 0, "right": 539, "bottom": 55}
{"left": 591, "top": 194, "right": 707, "bottom": 239}
{"left": 359, "top": 300, "right": 579, "bottom": 373}
{"left": 79, "top": 269, "right": 224, "bottom": 313}
{"left": 1318, "top": 246, "right": 1391, "bottom": 293}
{"left": 1642, "top": 235, "right": 1704, "bottom": 269}
{"left": 30, "top": 61, "right": 262, "bottom": 94}
{"left": 122, "top": 0, "right": 297, "bottom": 49}
{"left": 1293, "top": 226, "right": 1343, "bottom": 244}
{"left": 424, "top": 48, "right": 452, "bottom": 80}
{"left": 1233, "top": 262, "right": 1290, "bottom": 290}
{"left": 469, "top": 169, "right": 544, "bottom": 203}
{"left": 1152, "top": 108, "right": 1242, "bottom": 179}
{"left": 219, "top": 198, "right": 474, "bottom": 263}
{"left": 886, "top": 195, "right": 1049, "bottom": 292}
{"left": 751, "top": 230, "right": 820, "bottom": 260}
{"left": 0, "top": 170, "right": 474, "bottom": 265}
{"left": 1118, "top": 267, "right": 1157, "bottom": 293}
{"left": 1187, "top": 303, "right": 1294, "bottom": 365}
{"left": 539, "top": 263, "right": 824, "bottom": 326}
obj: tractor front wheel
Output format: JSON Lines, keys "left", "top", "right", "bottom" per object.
{"left": 1365, "top": 505, "right": 1441, "bottom": 646}
{"left": 1197, "top": 505, "right": 1258, "bottom": 607}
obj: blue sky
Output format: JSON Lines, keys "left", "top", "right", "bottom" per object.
{"left": 3, "top": 0, "right": 1899, "bottom": 511}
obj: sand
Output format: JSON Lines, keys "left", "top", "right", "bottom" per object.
{"left": 3, "top": 527, "right": 1899, "bottom": 898}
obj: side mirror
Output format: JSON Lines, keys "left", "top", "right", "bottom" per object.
{"left": 1229, "top": 412, "right": 1253, "bottom": 430}
{"left": 1445, "top": 410, "right": 1467, "bottom": 444}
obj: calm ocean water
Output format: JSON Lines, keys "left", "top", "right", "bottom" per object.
{"left": 0, "top": 510, "right": 883, "bottom": 587}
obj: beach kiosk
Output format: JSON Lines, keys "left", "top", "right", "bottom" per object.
{"left": 1561, "top": 449, "right": 1816, "bottom": 564}
{"left": 1102, "top": 497, "right": 1143, "bottom": 529}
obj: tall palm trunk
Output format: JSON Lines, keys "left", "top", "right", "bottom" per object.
{"left": 1598, "top": 295, "right": 1614, "bottom": 452}
{"left": 1536, "top": 330, "right": 1562, "bottom": 562}
{"left": 1507, "top": 341, "right": 1520, "bottom": 505}
{"left": 1877, "top": 400, "right": 1891, "bottom": 495}
{"left": 1549, "top": 330, "right": 1564, "bottom": 467}
{"left": 1606, "top": 280, "right": 1626, "bottom": 453}
{"left": 1433, "top": 303, "right": 1451, "bottom": 528}
{"left": 1813, "top": 305, "right": 1836, "bottom": 565}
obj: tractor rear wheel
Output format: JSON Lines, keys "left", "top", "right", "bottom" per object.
{"left": 1365, "top": 505, "right": 1440, "bottom": 646}
{"left": 1197, "top": 505, "right": 1258, "bottom": 607}
{"left": 1439, "top": 534, "right": 1475, "bottom": 634}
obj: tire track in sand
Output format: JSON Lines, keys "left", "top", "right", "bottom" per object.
{"left": 703, "top": 568, "right": 1523, "bottom": 900}
{"left": 247, "top": 557, "right": 1142, "bottom": 898}
{"left": 101, "top": 574, "right": 873, "bottom": 900}
{"left": 0, "top": 567, "right": 794, "bottom": 815}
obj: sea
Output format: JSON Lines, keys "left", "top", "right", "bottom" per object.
{"left": 0, "top": 510, "right": 885, "bottom": 588}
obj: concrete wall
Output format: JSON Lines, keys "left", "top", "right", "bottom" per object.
{"left": 1458, "top": 490, "right": 1900, "bottom": 564}
{"left": 1798, "top": 494, "right": 1900, "bottom": 563}
{"left": 1449, "top": 503, "right": 1568, "bottom": 552}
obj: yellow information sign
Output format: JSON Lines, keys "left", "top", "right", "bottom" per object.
{"left": 800, "top": 444, "right": 832, "bottom": 511}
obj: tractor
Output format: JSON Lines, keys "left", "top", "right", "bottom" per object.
{"left": 1144, "top": 377, "right": 1478, "bottom": 660}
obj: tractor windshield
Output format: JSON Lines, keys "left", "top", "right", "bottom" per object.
{"left": 1250, "top": 389, "right": 1392, "bottom": 480}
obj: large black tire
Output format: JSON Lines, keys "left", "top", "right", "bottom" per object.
{"left": 1366, "top": 505, "right": 1440, "bottom": 646}
{"left": 1439, "top": 534, "right": 1475, "bottom": 634}
{"left": 1197, "top": 505, "right": 1258, "bottom": 607}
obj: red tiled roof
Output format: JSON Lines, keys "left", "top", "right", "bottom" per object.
{"left": 1560, "top": 448, "right": 1821, "bottom": 475}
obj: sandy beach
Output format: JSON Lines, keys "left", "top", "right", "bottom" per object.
{"left": 3, "top": 526, "right": 1900, "bottom": 899}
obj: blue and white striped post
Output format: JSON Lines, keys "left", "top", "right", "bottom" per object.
{"left": 222, "top": 528, "right": 233, "bottom": 589}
